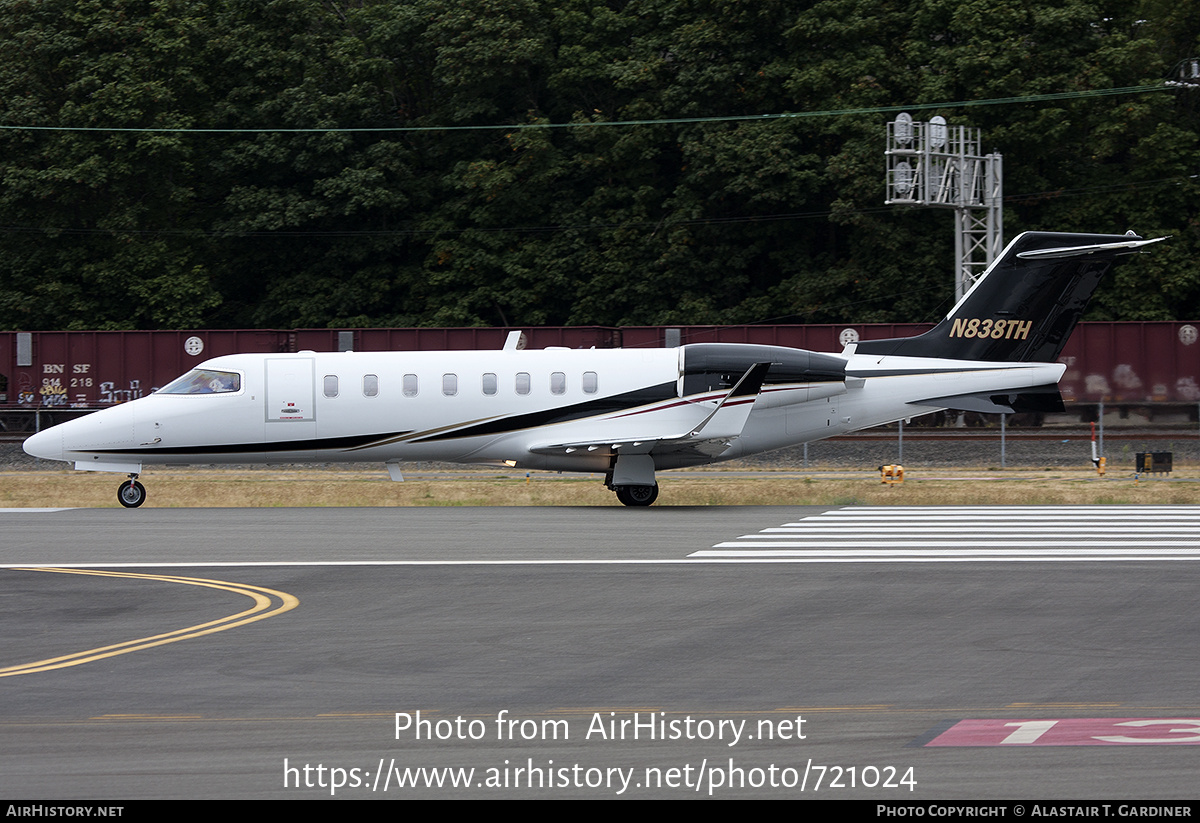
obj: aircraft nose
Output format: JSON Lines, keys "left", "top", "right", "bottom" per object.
{"left": 23, "top": 426, "right": 64, "bottom": 462}
{"left": 59, "top": 403, "right": 137, "bottom": 453}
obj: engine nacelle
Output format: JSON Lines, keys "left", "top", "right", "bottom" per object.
{"left": 678, "top": 343, "right": 847, "bottom": 397}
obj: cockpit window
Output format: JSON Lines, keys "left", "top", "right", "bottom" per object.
{"left": 159, "top": 368, "right": 241, "bottom": 394}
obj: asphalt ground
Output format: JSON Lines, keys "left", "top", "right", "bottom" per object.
{"left": 3, "top": 505, "right": 1200, "bottom": 799}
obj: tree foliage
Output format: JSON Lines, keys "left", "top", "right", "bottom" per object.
{"left": 1, "top": 0, "right": 1196, "bottom": 331}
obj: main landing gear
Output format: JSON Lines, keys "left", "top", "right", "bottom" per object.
{"left": 118, "top": 474, "right": 146, "bottom": 508}
{"left": 607, "top": 454, "right": 659, "bottom": 507}
{"left": 613, "top": 484, "right": 659, "bottom": 507}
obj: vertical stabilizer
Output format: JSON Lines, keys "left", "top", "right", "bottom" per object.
{"left": 856, "top": 232, "right": 1164, "bottom": 362}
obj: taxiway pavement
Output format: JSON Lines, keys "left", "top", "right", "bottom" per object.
{"left": 3, "top": 505, "right": 1199, "bottom": 799}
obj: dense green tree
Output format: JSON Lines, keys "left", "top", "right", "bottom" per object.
{"left": 0, "top": 0, "right": 1196, "bottom": 331}
{"left": 0, "top": 0, "right": 221, "bottom": 328}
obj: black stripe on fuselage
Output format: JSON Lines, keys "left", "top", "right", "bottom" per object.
{"left": 410, "top": 381, "right": 679, "bottom": 443}
{"left": 87, "top": 430, "right": 412, "bottom": 457}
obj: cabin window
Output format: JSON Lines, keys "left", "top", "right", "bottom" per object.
{"left": 363, "top": 374, "right": 379, "bottom": 397}
{"left": 160, "top": 368, "right": 241, "bottom": 395}
{"left": 482, "top": 373, "right": 497, "bottom": 395}
{"left": 323, "top": 375, "right": 338, "bottom": 398}
{"left": 550, "top": 371, "right": 566, "bottom": 395}
{"left": 582, "top": 371, "right": 598, "bottom": 394}
{"left": 443, "top": 373, "right": 458, "bottom": 396}
{"left": 403, "top": 373, "right": 418, "bottom": 397}
{"left": 515, "top": 372, "right": 531, "bottom": 395}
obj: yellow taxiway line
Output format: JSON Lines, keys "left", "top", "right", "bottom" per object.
{"left": 0, "top": 568, "right": 298, "bottom": 677}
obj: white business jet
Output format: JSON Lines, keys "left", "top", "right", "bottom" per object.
{"left": 24, "top": 231, "right": 1163, "bottom": 507}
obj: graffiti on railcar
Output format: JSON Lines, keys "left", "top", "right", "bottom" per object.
{"left": 1112, "top": 364, "right": 1143, "bottom": 397}
{"left": 1177, "top": 377, "right": 1199, "bottom": 402}
{"left": 38, "top": 377, "right": 68, "bottom": 406}
{"left": 98, "top": 380, "right": 144, "bottom": 405}
{"left": 16, "top": 372, "right": 35, "bottom": 406}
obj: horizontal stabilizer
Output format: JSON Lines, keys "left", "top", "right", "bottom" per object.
{"left": 1016, "top": 236, "right": 1166, "bottom": 259}
{"left": 909, "top": 384, "right": 1065, "bottom": 415}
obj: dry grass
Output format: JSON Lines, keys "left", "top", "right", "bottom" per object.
{"left": 3, "top": 466, "right": 1198, "bottom": 508}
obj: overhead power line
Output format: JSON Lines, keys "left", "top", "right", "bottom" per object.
{"left": 0, "top": 85, "right": 1175, "bottom": 134}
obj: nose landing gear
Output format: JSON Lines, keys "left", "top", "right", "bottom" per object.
{"left": 118, "top": 474, "right": 146, "bottom": 508}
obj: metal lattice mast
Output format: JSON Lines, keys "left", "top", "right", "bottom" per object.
{"left": 885, "top": 113, "right": 1003, "bottom": 300}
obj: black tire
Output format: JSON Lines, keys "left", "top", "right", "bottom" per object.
{"left": 118, "top": 480, "right": 146, "bottom": 508}
{"left": 615, "top": 484, "right": 658, "bottom": 507}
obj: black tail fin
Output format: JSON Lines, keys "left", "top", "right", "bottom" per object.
{"left": 856, "top": 232, "right": 1164, "bottom": 362}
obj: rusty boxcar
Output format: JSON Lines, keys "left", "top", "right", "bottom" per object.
{"left": 3, "top": 322, "right": 1197, "bottom": 431}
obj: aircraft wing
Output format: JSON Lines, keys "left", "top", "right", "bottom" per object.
{"left": 528, "top": 362, "right": 771, "bottom": 459}
{"left": 527, "top": 431, "right": 739, "bottom": 459}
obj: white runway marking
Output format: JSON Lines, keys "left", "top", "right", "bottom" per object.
{"left": 0, "top": 508, "right": 78, "bottom": 513}
{"left": 694, "top": 506, "right": 1200, "bottom": 562}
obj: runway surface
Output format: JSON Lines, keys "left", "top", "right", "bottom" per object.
{"left": 3, "top": 504, "right": 1200, "bottom": 799}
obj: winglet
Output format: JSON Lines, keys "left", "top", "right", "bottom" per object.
{"left": 689, "top": 362, "right": 771, "bottom": 437}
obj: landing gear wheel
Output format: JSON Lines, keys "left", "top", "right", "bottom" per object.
{"left": 615, "top": 484, "right": 658, "bottom": 507}
{"left": 118, "top": 479, "right": 146, "bottom": 508}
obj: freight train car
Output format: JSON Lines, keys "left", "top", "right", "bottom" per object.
{"left": 0, "top": 330, "right": 284, "bottom": 431}
{"left": 624, "top": 323, "right": 1200, "bottom": 426}
{"left": 0, "top": 327, "right": 621, "bottom": 432}
{"left": 3, "top": 323, "right": 1198, "bottom": 432}
{"left": 620, "top": 319, "right": 1200, "bottom": 406}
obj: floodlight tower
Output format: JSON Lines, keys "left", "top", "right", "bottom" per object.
{"left": 1167, "top": 58, "right": 1200, "bottom": 87}
{"left": 885, "top": 113, "right": 1003, "bottom": 301}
